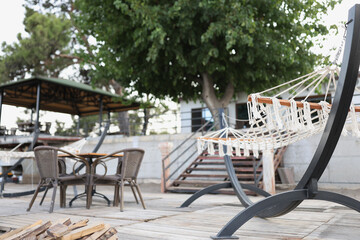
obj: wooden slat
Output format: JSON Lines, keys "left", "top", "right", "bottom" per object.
{"left": 84, "top": 224, "right": 111, "bottom": 240}
{"left": 186, "top": 167, "right": 261, "bottom": 172}
{"left": 191, "top": 161, "right": 258, "bottom": 166}
{"left": 61, "top": 223, "right": 105, "bottom": 240}
{"left": 47, "top": 219, "right": 89, "bottom": 238}
{"left": 10, "top": 221, "right": 52, "bottom": 240}
{"left": 180, "top": 173, "right": 258, "bottom": 178}
{"left": 197, "top": 156, "right": 258, "bottom": 160}
{"left": 97, "top": 227, "right": 117, "bottom": 240}
{"left": 0, "top": 220, "right": 42, "bottom": 240}
{"left": 39, "top": 219, "right": 72, "bottom": 239}
{"left": 248, "top": 95, "right": 360, "bottom": 112}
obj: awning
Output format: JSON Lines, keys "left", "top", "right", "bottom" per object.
{"left": 0, "top": 76, "right": 140, "bottom": 116}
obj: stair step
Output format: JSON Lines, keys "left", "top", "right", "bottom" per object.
{"left": 195, "top": 159, "right": 261, "bottom": 165}
{"left": 186, "top": 167, "right": 262, "bottom": 172}
{"left": 198, "top": 156, "right": 259, "bottom": 160}
{"left": 172, "top": 179, "right": 258, "bottom": 186}
{"left": 203, "top": 151, "right": 262, "bottom": 157}
{"left": 191, "top": 161, "right": 261, "bottom": 166}
{"left": 166, "top": 146, "right": 286, "bottom": 195}
{"left": 166, "top": 186, "right": 257, "bottom": 196}
{"left": 180, "top": 173, "right": 260, "bottom": 179}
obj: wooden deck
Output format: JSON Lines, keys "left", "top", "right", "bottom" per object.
{"left": 0, "top": 183, "right": 360, "bottom": 239}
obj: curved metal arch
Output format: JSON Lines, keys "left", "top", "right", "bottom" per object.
{"left": 212, "top": 190, "right": 360, "bottom": 239}
{"left": 180, "top": 181, "right": 271, "bottom": 208}
{"left": 258, "top": 4, "right": 360, "bottom": 218}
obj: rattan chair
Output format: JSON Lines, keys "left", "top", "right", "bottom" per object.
{"left": 92, "top": 148, "right": 146, "bottom": 211}
{"left": 27, "top": 146, "right": 91, "bottom": 213}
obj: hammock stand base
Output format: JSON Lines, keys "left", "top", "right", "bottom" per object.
{"left": 210, "top": 4, "right": 360, "bottom": 239}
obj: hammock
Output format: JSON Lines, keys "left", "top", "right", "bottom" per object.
{"left": 197, "top": 65, "right": 360, "bottom": 158}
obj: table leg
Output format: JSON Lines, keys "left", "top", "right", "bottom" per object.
{"left": 69, "top": 186, "right": 110, "bottom": 207}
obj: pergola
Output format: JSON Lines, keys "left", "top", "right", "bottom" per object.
{"left": 0, "top": 76, "right": 140, "bottom": 148}
{"left": 0, "top": 76, "right": 140, "bottom": 195}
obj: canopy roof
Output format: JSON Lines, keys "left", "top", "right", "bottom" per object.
{"left": 0, "top": 76, "right": 140, "bottom": 116}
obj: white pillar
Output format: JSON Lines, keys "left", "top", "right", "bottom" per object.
{"left": 262, "top": 149, "right": 276, "bottom": 195}
{"left": 159, "top": 142, "right": 173, "bottom": 193}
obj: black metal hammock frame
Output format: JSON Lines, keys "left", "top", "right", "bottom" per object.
{"left": 180, "top": 4, "right": 360, "bottom": 239}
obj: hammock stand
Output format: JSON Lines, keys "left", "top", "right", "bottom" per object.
{"left": 181, "top": 4, "right": 360, "bottom": 239}
{"left": 209, "top": 4, "right": 360, "bottom": 239}
{"left": 180, "top": 32, "right": 351, "bottom": 212}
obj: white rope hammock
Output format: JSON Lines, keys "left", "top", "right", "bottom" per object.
{"left": 197, "top": 66, "right": 360, "bottom": 158}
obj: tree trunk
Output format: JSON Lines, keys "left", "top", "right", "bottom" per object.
{"left": 141, "top": 108, "right": 149, "bottom": 135}
{"left": 118, "top": 111, "right": 130, "bottom": 136}
{"left": 201, "top": 72, "right": 234, "bottom": 129}
{"left": 109, "top": 79, "right": 130, "bottom": 136}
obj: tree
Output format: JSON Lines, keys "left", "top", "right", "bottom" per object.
{"left": 75, "top": 0, "right": 340, "bottom": 126}
{"left": 0, "top": 4, "right": 135, "bottom": 136}
{"left": 19, "top": 0, "right": 173, "bottom": 135}
{"left": 0, "top": 8, "right": 73, "bottom": 82}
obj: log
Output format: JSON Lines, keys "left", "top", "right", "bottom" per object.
{"left": 39, "top": 218, "right": 71, "bottom": 239}
{"left": 0, "top": 220, "right": 42, "bottom": 240}
{"left": 47, "top": 219, "right": 89, "bottom": 238}
{"left": 11, "top": 221, "right": 52, "bottom": 240}
{"left": 60, "top": 223, "right": 105, "bottom": 240}
{"left": 97, "top": 227, "right": 117, "bottom": 240}
{"left": 83, "top": 224, "right": 110, "bottom": 240}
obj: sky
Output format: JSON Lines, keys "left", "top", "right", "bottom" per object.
{"left": 0, "top": 1, "right": 69, "bottom": 131}
{"left": 0, "top": 0, "right": 360, "bottom": 131}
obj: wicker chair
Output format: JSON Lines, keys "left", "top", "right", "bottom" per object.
{"left": 92, "top": 148, "right": 146, "bottom": 211}
{"left": 27, "top": 146, "right": 91, "bottom": 213}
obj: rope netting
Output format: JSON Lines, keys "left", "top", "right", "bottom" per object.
{"left": 197, "top": 66, "right": 360, "bottom": 158}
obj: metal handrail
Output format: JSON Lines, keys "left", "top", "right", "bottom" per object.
{"left": 254, "top": 157, "right": 263, "bottom": 187}
{"left": 164, "top": 138, "right": 198, "bottom": 171}
{"left": 161, "top": 114, "right": 219, "bottom": 192}
{"left": 161, "top": 118, "right": 215, "bottom": 164}
{"left": 166, "top": 148, "right": 199, "bottom": 182}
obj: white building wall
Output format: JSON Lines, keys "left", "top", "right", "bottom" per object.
{"left": 283, "top": 133, "right": 360, "bottom": 187}
{"left": 179, "top": 92, "right": 248, "bottom": 132}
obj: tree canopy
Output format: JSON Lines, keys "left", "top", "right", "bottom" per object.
{"left": 0, "top": 1, "right": 171, "bottom": 136}
{"left": 0, "top": 8, "right": 73, "bottom": 81}
{"left": 75, "top": 0, "right": 341, "bottom": 119}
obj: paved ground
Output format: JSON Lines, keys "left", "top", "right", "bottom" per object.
{"left": 0, "top": 183, "right": 360, "bottom": 239}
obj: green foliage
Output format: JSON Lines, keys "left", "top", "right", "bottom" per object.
{"left": 75, "top": 0, "right": 341, "bottom": 102}
{"left": 76, "top": 115, "right": 98, "bottom": 135}
{"left": 56, "top": 115, "right": 98, "bottom": 136}
{"left": 54, "top": 120, "right": 74, "bottom": 136}
{"left": 0, "top": 8, "right": 73, "bottom": 82}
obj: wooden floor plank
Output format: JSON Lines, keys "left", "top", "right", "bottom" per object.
{"left": 0, "top": 184, "right": 360, "bottom": 240}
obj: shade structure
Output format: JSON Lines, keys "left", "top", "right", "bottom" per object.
{"left": 0, "top": 76, "right": 140, "bottom": 116}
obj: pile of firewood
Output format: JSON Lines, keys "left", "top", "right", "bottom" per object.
{"left": 0, "top": 218, "right": 118, "bottom": 240}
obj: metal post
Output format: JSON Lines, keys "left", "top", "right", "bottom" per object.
{"left": 0, "top": 90, "right": 3, "bottom": 125}
{"left": 29, "top": 83, "right": 41, "bottom": 151}
{"left": 76, "top": 116, "right": 80, "bottom": 136}
{"left": 34, "top": 83, "right": 41, "bottom": 135}
{"left": 92, "top": 112, "right": 110, "bottom": 153}
{"left": 218, "top": 108, "right": 225, "bottom": 129}
{"left": 30, "top": 109, "right": 34, "bottom": 123}
{"left": 98, "top": 97, "right": 103, "bottom": 135}
{"left": 218, "top": 107, "right": 254, "bottom": 207}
